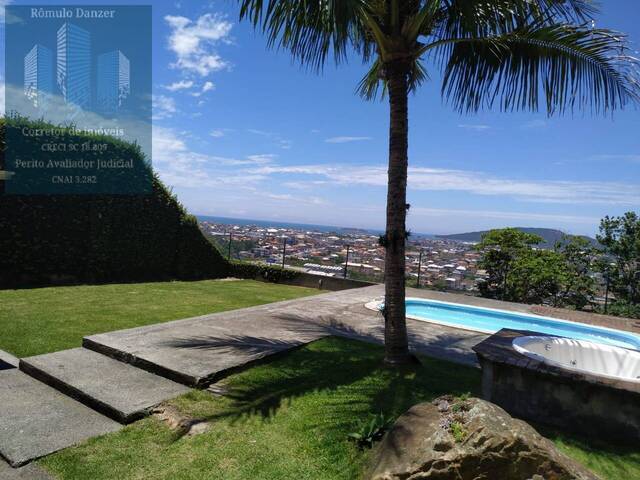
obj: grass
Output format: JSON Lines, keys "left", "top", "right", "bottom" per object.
{"left": 0, "top": 280, "right": 319, "bottom": 357}
{"left": 40, "top": 337, "right": 480, "bottom": 480}
{"left": 541, "top": 428, "right": 640, "bottom": 480}
{"left": 38, "top": 337, "right": 638, "bottom": 480}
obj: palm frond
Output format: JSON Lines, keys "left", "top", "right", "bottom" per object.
{"left": 357, "top": 57, "right": 428, "bottom": 100}
{"left": 432, "top": 0, "right": 598, "bottom": 40}
{"left": 357, "top": 58, "right": 385, "bottom": 100}
{"left": 402, "top": 0, "right": 441, "bottom": 41}
{"left": 238, "top": 0, "right": 371, "bottom": 71}
{"left": 436, "top": 23, "right": 640, "bottom": 115}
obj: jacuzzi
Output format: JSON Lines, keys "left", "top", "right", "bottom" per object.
{"left": 473, "top": 329, "right": 640, "bottom": 442}
{"left": 512, "top": 336, "right": 640, "bottom": 383}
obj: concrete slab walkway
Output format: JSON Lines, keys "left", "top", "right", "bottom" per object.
{"left": 84, "top": 311, "right": 332, "bottom": 387}
{"left": 20, "top": 348, "right": 191, "bottom": 423}
{"left": 0, "top": 369, "right": 121, "bottom": 467}
{"left": 0, "top": 458, "right": 53, "bottom": 480}
{"left": 82, "top": 285, "right": 488, "bottom": 391}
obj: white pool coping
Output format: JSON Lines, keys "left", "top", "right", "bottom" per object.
{"left": 365, "top": 297, "right": 640, "bottom": 346}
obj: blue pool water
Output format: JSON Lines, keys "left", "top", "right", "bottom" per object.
{"left": 405, "top": 299, "right": 640, "bottom": 351}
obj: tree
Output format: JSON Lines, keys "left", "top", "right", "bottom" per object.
{"left": 237, "top": 0, "right": 640, "bottom": 364}
{"left": 553, "top": 235, "right": 596, "bottom": 309}
{"left": 597, "top": 212, "right": 640, "bottom": 305}
{"left": 478, "top": 230, "right": 597, "bottom": 308}
{"left": 476, "top": 228, "right": 543, "bottom": 300}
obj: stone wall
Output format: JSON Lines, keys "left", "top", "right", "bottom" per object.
{"left": 480, "top": 358, "right": 640, "bottom": 441}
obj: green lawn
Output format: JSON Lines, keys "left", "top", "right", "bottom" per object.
{"left": 0, "top": 280, "right": 319, "bottom": 357}
{"left": 542, "top": 428, "right": 640, "bottom": 480}
{"left": 39, "top": 337, "right": 638, "bottom": 480}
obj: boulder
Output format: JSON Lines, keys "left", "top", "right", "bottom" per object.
{"left": 367, "top": 396, "right": 599, "bottom": 480}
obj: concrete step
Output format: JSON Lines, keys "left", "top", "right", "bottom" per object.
{"left": 20, "top": 348, "right": 191, "bottom": 424}
{"left": 83, "top": 309, "right": 329, "bottom": 387}
{"left": 0, "top": 369, "right": 121, "bottom": 467}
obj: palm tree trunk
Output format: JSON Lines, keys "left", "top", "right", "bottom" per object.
{"left": 383, "top": 60, "right": 411, "bottom": 365}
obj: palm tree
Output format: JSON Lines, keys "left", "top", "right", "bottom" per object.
{"left": 237, "top": 0, "right": 640, "bottom": 365}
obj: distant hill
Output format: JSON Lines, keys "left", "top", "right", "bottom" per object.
{"left": 436, "top": 228, "right": 597, "bottom": 248}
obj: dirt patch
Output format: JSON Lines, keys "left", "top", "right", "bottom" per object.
{"left": 152, "top": 404, "right": 211, "bottom": 437}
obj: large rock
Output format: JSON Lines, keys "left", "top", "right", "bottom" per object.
{"left": 367, "top": 396, "right": 599, "bottom": 480}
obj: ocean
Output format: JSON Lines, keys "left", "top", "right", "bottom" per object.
{"left": 197, "top": 215, "right": 435, "bottom": 238}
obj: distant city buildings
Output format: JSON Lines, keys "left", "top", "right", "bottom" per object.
{"left": 97, "top": 50, "right": 130, "bottom": 114}
{"left": 200, "top": 220, "right": 482, "bottom": 291}
{"left": 22, "top": 22, "right": 129, "bottom": 114}
{"left": 24, "top": 45, "right": 54, "bottom": 107}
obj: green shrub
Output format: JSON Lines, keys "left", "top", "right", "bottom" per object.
{"left": 450, "top": 421, "right": 467, "bottom": 443}
{"left": 348, "top": 412, "right": 393, "bottom": 449}
{"left": 231, "top": 261, "right": 300, "bottom": 283}
{"left": 601, "top": 301, "right": 640, "bottom": 319}
{"left": 0, "top": 117, "right": 230, "bottom": 287}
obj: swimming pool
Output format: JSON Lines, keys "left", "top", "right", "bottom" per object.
{"left": 401, "top": 298, "right": 640, "bottom": 351}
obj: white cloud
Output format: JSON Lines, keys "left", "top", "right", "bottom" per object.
{"left": 247, "top": 129, "right": 271, "bottom": 136}
{"left": 164, "top": 80, "right": 194, "bottom": 91}
{"left": 249, "top": 163, "right": 640, "bottom": 206}
{"left": 279, "top": 139, "right": 293, "bottom": 150}
{"left": 210, "top": 129, "right": 225, "bottom": 138}
{"left": 190, "top": 81, "right": 216, "bottom": 97}
{"left": 458, "top": 124, "right": 491, "bottom": 132}
{"left": 247, "top": 129, "right": 292, "bottom": 150}
{"left": 152, "top": 94, "right": 177, "bottom": 120}
{"left": 246, "top": 154, "right": 278, "bottom": 164}
{"left": 264, "top": 193, "right": 327, "bottom": 205}
{"left": 282, "top": 180, "right": 329, "bottom": 190}
{"left": 325, "top": 136, "right": 372, "bottom": 144}
{"left": 165, "top": 13, "right": 232, "bottom": 76}
{"left": 522, "top": 119, "right": 547, "bottom": 129}
{"left": 410, "top": 207, "right": 597, "bottom": 225}
{"left": 592, "top": 154, "right": 640, "bottom": 163}
{"left": 266, "top": 193, "right": 293, "bottom": 201}
{"left": 152, "top": 127, "right": 275, "bottom": 188}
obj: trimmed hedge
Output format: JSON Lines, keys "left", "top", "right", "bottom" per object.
{"left": 231, "top": 262, "right": 300, "bottom": 283}
{"left": 0, "top": 117, "right": 230, "bottom": 287}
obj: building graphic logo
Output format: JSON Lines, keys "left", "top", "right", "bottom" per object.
{"left": 56, "top": 22, "right": 92, "bottom": 111}
{"left": 24, "top": 44, "right": 54, "bottom": 107}
{"left": 97, "top": 50, "right": 131, "bottom": 114}
{"left": 23, "top": 21, "right": 130, "bottom": 117}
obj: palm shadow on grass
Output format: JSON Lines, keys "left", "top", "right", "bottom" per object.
{"left": 164, "top": 333, "right": 481, "bottom": 441}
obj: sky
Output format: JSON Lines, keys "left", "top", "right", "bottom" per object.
{"left": 2, "top": 0, "right": 639, "bottom": 236}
